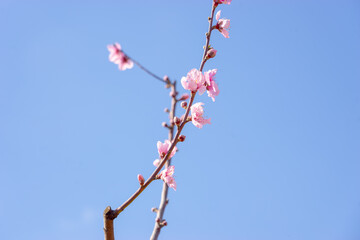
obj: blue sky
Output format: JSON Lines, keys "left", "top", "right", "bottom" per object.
{"left": 1, "top": 0, "right": 359, "bottom": 239}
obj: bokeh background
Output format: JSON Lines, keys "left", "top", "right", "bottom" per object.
{"left": 1, "top": 0, "right": 359, "bottom": 239}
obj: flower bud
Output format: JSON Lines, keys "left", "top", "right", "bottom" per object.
{"left": 163, "top": 75, "right": 170, "bottom": 82}
{"left": 151, "top": 207, "right": 158, "bottom": 213}
{"left": 169, "top": 90, "right": 177, "bottom": 98}
{"left": 181, "top": 101, "right": 188, "bottom": 109}
{"left": 153, "top": 159, "right": 160, "bottom": 167}
{"left": 161, "top": 220, "right": 168, "bottom": 226}
{"left": 174, "top": 117, "right": 181, "bottom": 126}
{"left": 156, "top": 217, "right": 161, "bottom": 223}
{"left": 137, "top": 174, "right": 145, "bottom": 186}
{"left": 206, "top": 48, "right": 217, "bottom": 59}
{"left": 162, "top": 122, "right": 168, "bottom": 128}
{"left": 164, "top": 75, "right": 171, "bottom": 88}
{"left": 178, "top": 135, "right": 186, "bottom": 142}
{"left": 164, "top": 108, "right": 170, "bottom": 113}
{"left": 179, "top": 93, "right": 190, "bottom": 101}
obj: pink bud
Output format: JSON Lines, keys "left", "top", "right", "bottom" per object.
{"left": 164, "top": 75, "right": 171, "bottom": 88}
{"left": 163, "top": 75, "right": 170, "bottom": 82}
{"left": 174, "top": 117, "right": 181, "bottom": 126}
{"left": 206, "top": 49, "right": 217, "bottom": 59}
{"left": 137, "top": 174, "right": 145, "bottom": 186}
{"left": 164, "top": 108, "right": 170, "bottom": 113}
{"left": 161, "top": 220, "right": 168, "bottom": 226}
{"left": 178, "top": 135, "right": 186, "bottom": 142}
{"left": 162, "top": 122, "right": 168, "bottom": 128}
{"left": 181, "top": 101, "right": 188, "bottom": 109}
{"left": 153, "top": 159, "right": 160, "bottom": 167}
{"left": 179, "top": 93, "right": 190, "bottom": 101}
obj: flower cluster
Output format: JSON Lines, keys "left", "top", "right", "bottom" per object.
{"left": 108, "top": 1, "right": 231, "bottom": 192}
{"left": 107, "top": 43, "right": 134, "bottom": 71}
{"left": 155, "top": 1, "right": 232, "bottom": 189}
{"left": 179, "top": 2, "right": 231, "bottom": 130}
{"left": 181, "top": 68, "right": 220, "bottom": 102}
{"left": 153, "top": 140, "right": 177, "bottom": 191}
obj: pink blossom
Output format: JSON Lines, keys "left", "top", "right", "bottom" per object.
{"left": 204, "top": 69, "right": 220, "bottom": 102}
{"left": 157, "top": 140, "right": 177, "bottom": 159}
{"left": 159, "top": 166, "right": 176, "bottom": 191}
{"left": 214, "top": 0, "right": 232, "bottom": 4}
{"left": 181, "top": 69, "right": 206, "bottom": 94}
{"left": 107, "top": 43, "right": 134, "bottom": 71}
{"left": 190, "top": 102, "right": 211, "bottom": 128}
{"left": 215, "top": 11, "right": 230, "bottom": 38}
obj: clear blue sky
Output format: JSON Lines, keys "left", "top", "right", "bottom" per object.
{"left": 1, "top": 0, "right": 359, "bottom": 239}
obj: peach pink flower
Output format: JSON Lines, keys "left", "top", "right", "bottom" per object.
{"left": 204, "top": 69, "right": 220, "bottom": 102}
{"left": 181, "top": 69, "right": 206, "bottom": 94}
{"left": 159, "top": 166, "right": 176, "bottom": 191}
{"left": 107, "top": 43, "right": 134, "bottom": 71}
{"left": 190, "top": 102, "right": 211, "bottom": 128}
{"left": 215, "top": 11, "right": 230, "bottom": 38}
{"left": 157, "top": 140, "right": 177, "bottom": 159}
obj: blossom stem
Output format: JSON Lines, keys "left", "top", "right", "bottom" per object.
{"left": 122, "top": 51, "right": 167, "bottom": 83}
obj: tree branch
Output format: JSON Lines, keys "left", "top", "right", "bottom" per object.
{"left": 103, "top": 2, "right": 218, "bottom": 239}
{"left": 122, "top": 51, "right": 167, "bottom": 84}
{"left": 150, "top": 81, "right": 178, "bottom": 240}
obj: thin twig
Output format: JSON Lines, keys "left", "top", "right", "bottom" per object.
{"left": 150, "top": 81, "right": 177, "bottom": 240}
{"left": 200, "top": 2, "right": 217, "bottom": 72}
{"left": 123, "top": 51, "right": 167, "bottom": 83}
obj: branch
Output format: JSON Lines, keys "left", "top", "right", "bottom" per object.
{"left": 114, "top": 91, "right": 195, "bottom": 216}
{"left": 150, "top": 2, "right": 217, "bottom": 239}
{"left": 200, "top": 2, "right": 217, "bottom": 72}
{"left": 104, "top": 2, "right": 218, "bottom": 240}
{"left": 122, "top": 51, "right": 167, "bottom": 84}
{"left": 150, "top": 80, "right": 178, "bottom": 239}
